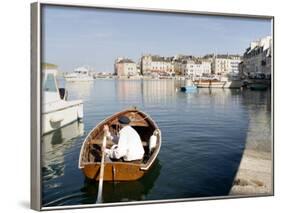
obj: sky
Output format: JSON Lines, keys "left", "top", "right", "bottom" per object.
{"left": 42, "top": 5, "right": 272, "bottom": 72}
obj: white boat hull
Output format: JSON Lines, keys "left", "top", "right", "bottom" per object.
{"left": 194, "top": 82, "right": 225, "bottom": 88}
{"left": 223, "top": 80, "right": 242, "bottom": 88}
{"left": 42, "top": 100, "right": 83, "bottom": 135}
{"left": 194, "top": 80, "right": 242, "bottom": 88}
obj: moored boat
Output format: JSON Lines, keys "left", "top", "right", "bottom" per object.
{"left": 64, "top": 66, "right": 94, "bottom": 82}
{"left": 42, "top": 66, "right": 84, "bottom": 134}
{"left": 221, "top": 75, "right": 243, "bottom": 89}
{"left": 78, "top": 107, "right": 161, "bottom": 181}
{"left": 180, "top": 79, "right": 197, "bottom": 92}
{"left": 249, "top": 83, "right": 268, "bottom": 91}
{"left": 223, "top": 80, "right": 243, "bottom": 88}
{"left": 193, "top": 76, "right": 242, "bottom": 89}
{"left": 180, "top": 85, "right": 197, "bottom": 92}
{"left": 193, "top": 79, "right": 226, "bottom": 88}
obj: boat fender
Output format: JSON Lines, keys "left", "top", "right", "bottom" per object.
{"left": 110, "top": 145, "right": 118, "bottom": 159}
{"left": 50, "top": 116, "right": 64, "bottom": 123}
{"left": 111, "top": 144, "right": 118, "bottom": 151}
{"left": 149, "top": 132, "right": 157, "bottom": 153}
{"left": 77, "top": 104, "right": 84, "bottom": 121}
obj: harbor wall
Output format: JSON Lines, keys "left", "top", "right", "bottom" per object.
{"left": 230, "top": 105, "right": 272, "bottom": 195}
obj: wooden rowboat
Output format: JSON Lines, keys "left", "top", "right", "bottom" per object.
{"left": 78, "top": 107, "right": 161, "bottom": 181}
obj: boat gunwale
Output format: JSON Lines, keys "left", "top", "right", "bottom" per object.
{"left": 42, "top": 100, "right": 83, "bottom": 115}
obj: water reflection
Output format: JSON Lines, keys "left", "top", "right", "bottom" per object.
{"left": 66, "top": 81, "right": 94, "bottom": 99}
{"left": 42, "top": 121, "right": 84, "bottom": 181}
{"left": 115, "top": 80, "right": 177, "bottom": 105}
{"left": 115, "top": 80, "right": 142, "bottom": 101}
{"left": 80, "top": 159, "right": 162, "bottom": 203}
{"left": 241, "top": 89, "right": 271, "bottom": 152}
{"left": 142, "top": 80, "right": 176, "bottom": 105}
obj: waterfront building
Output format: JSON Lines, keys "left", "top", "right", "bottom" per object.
{"left": 114, "top": 57, "right": 138, "bottom": 77}
{"left": 141, "top": 55, "right": 174, "bottom": 76}
{"left": 150, "top": 56, "right": 173, "bottom": 73}
{"left": 140, "top": 55, "right": 153, "bottom": 75}
{"left": 209, "top": 54, "right": 241, "bottom": 75}
{"left": 185, "top": 60, "right": 211, "bottom": 77}
{"left": 172, "top": 60, "right": 185, "bottom": 76}
{"left": 212, "top": 55, "right": 229, "bottom": 75}
{"left": 229, "top": 57, "right": 241, "bottom": 74}
{"left": 203, "top": 54, "right": 242, "bottom": 75}
{"left": 140, "top": 53, "right": 241, "bottom": 77}
{"left": 240, "top": 36, "right": 272, "bottom": 79}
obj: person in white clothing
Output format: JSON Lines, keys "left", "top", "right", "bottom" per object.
{"left": 103, "top": 115, "right": 144, "bottom": 162}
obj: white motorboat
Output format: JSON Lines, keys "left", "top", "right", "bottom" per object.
{"left": 64, "top": 67, "right": 94, "bottom": 82}
{"left": 221, "top": 75, "right": 243, "bottom": 89}
{"left": 42, "top": 68, "right": 84, "bottom": 134}
{"left": 193, "top": 75, "right": 242, "bottom": 89}
{"left": 193, "top": 78, "right": 226, "bottom": 88}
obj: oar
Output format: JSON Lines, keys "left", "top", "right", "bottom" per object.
{"left": 96, "top": 134, "right": 107, "bottom": 203}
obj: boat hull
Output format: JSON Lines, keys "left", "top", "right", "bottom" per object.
{"left": 223, "top": 80, "right": 243, "bottom": 89}
{"left": 249, "top": 84, "right": 268, "bottom": 91}
{"left": 42, "top": 101, "right": 83, "bottom": 134}
{"left": 194, "top": 80, "right": 242, "bottom": 88}
{"left": 195, "top": 82, "right": 225, "bottom": 88}
{"left": 83, "top": 162, "right": 145, "bottom": 181}
{"left": 180, "top": 86, "right": 197, "bottom": 92}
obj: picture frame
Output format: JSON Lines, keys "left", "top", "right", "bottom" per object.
{"left": 31, "top": 1, "right": 274, "bottom": 211}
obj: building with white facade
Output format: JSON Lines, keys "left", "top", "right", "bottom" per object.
{"left": 140, "top": 53, "right": 242, "bottom": 77}
{"left": 114, "top": 58, "right": 138, "bottom": 77}
{"left": 141, "top": 55, "right": 174, "bottom": 76}
{"left": 229, "top": 58, "right": 241, "bottom": 74}
{"left": 240, "top": 36, "right": 272, "bottom": 79}
{"left": 150, "top": 58, "right": 173, "bottom": 73}
{"left": 185, "top": 60, "right": 211, "bottom": 77}
{"left": 209, "top": 54, "right": 241, "bottom": 75}
{"left": 141, "top": 55, "right": 152, "bottom": 75}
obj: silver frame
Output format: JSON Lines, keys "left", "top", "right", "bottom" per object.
{"left": 31, "top": 1, "right": 274, "bottom": 211}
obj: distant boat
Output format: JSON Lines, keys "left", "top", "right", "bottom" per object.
{"left": 193, "top": 78, "right": 226, "bottom": 88}
{"left": 222, "top": 75, "right": 243, "bottom": 89}
{"left": 180, "top": 85, "right": 197, "bottom": 92}
{"left": 64, "top": 67, "right": 94, "bottom": 82}
{"left": 78, "top": 107, "right": 161, "bottom": 181}
{"left": 193, "top": 75, "right": 242, "bottom": 89}
{"left": 42, "top": 67, "right": 83, "bottom": 134}
{"left": 180, "top": 79, "right": 197, "bottom": 92}
{"left": 249, "top": 83, "right": 268, "bottom": 91}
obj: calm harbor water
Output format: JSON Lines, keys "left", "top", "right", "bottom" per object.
{"left": 42, "top": 79, "right": 271, "bottom": 207}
